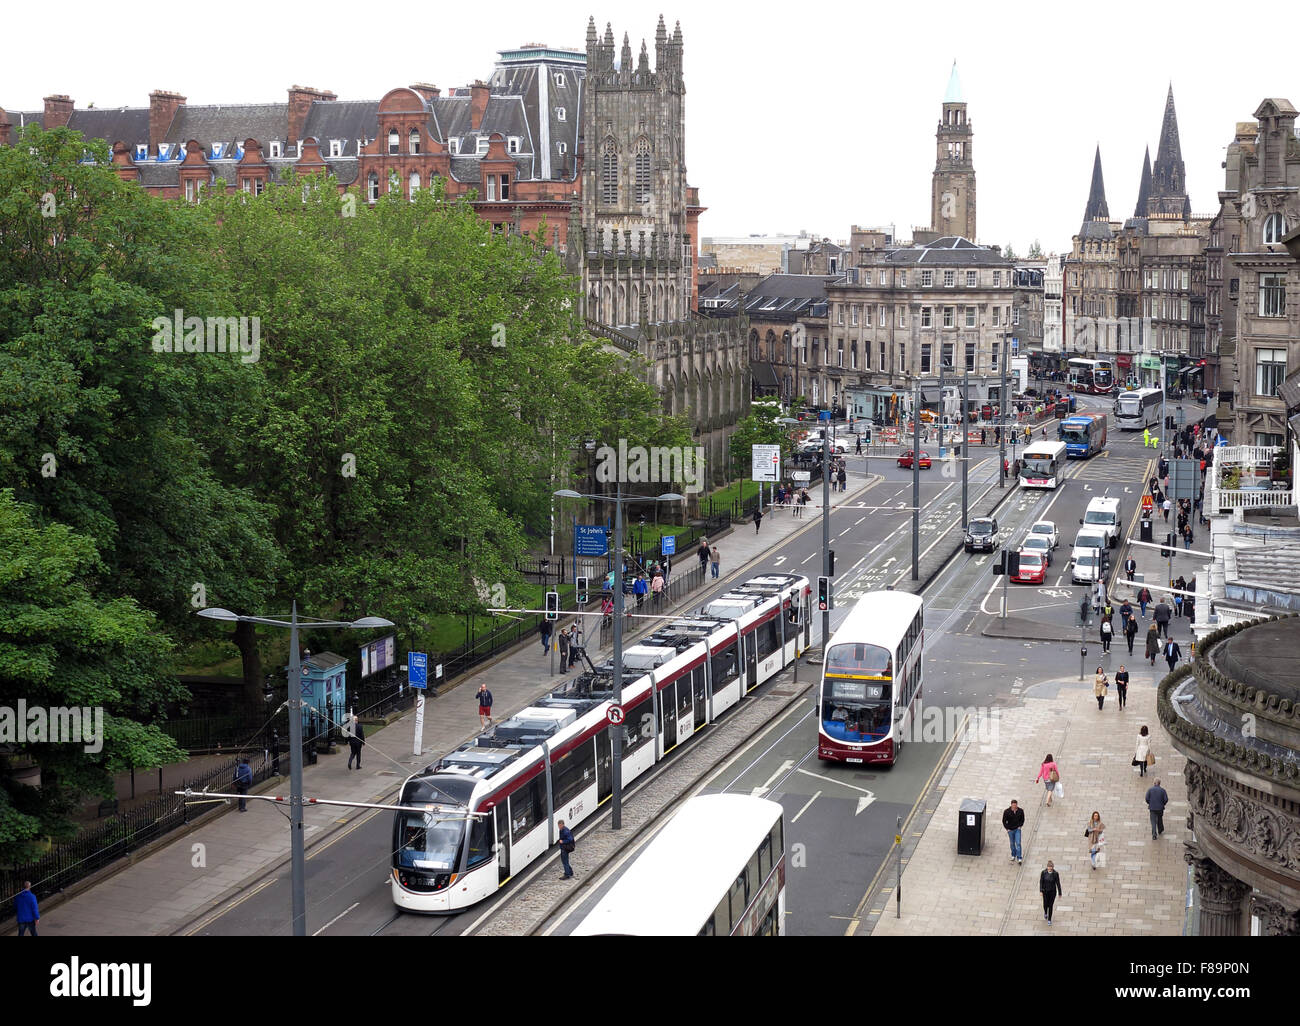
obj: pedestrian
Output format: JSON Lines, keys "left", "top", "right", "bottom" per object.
{"left": 1102, "top": 602, "right": 1113, "bottom": 626}
{"left": 651, "top": 568, "right": 665, "bottom": 607}
{"left": 1182, "top": 523, "right": 1194, "bottom": 550}
{"left": 710, "top": 546, "right": 720, "bottom": 579}
{"left": 753, "top": 507, "right": 763, "bottom": 533}
{"left": 697, "top": 537, "right": 710, "bottom": 572}
{"left": 981, "top": 426, "right": 987, "bottom": 446}
{"left": 1002, "top": 799, "right": 1025, "bottom": 865}
{"left": 1124, "top": 615, "right": 1138, "bottom": 655}
{"left": 1134, "top": 725, "right": 1152, "bottom": 778}
{"left": 1153, "top": 599, "right": 1171, "bottom": 638}
{"left": 1094, "top": 579, "right": 1106, "bottom": 615}
{"left": 1162, "top": 497, "right": 1172, "bottom": 522}
{"left": 600, "top": 592, "right": 614, "bottom": 624}
{"left": 1094, "top": 666, "right": 1109, "bottom": 710}
{"left": 855, "top": 433, "right": 863, "bottom": 454}
{"left": 1137, "top": 585, "right": 1152, "bottom": 619}
{"left": 1145, "top": 622, "right": 1160, "bottom": 666}
{"left": 995, "top": 426, "right": 1001, "bottom": 444}
{"left": 569, "top": 623, "right": 584, "bottom": 667}
{"left": 1119, "top": 598, "right": 1133, "bottom": 627}
{"left": 1163, "top": 637, "right": 1182, "bottom": 673}
{"left": 1114, "top": 665, "right": 1130, "bottom": 709}
{"left": 1124, "top": 555, "right": 1137, "bottom": 582}
{"left": 1145, "top": 778, "right": 1169, "bottom": 839}
{"left": 234, "top": 755, "right": 253, "bottom": 810}
{"left": 347, "top": 716, "right": 365, "bottom": 770}
{"left": 1173, "top": 590, "right": 1183, "bottom": 619}
{"left": 1084, "top": 810, "right": 1107, "bottom": 870}
{"left": 13, "top": 881, "right": 38, "bottom": 937}
{"left": 558, "top": 624, "right": 571, "bottom": 666}
{"left": 838, "top": 467, "right": 847, "bottom": 492}
{"left": 1039, "top": 860, "right": 1063, "bottom": 924}
{"left": 477, "top": 682, "right": 495, "bottom": 727}
{"left": 633, "top": 572, "right": 648, "bottom": 609}
{"left": 1143, "top": 427, "right": 1151, "bottom": 448}
{"left": 557, "top": 819, "right": 576, "bottom": 878}
{"left": 1035, "top": 753, "right": 1061, "bottom": 807}
{"left": 1100, "top": 619, "right": 1113, "bottom": 653}
{"left": 1184, "top": 593, "right": 1195, "bottom": 623}
{"left": 540, "top": 618, "right": 553, "bottom": 656}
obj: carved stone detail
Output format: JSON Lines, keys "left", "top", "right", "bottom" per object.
{"left": 1185, "top": 853, "right": 1252, "bottom": 936}
{"left": 1184, "top": 759, "right": 1300, "bottom": 872}
{"left": 1250, "top": 895, "right": 1300, "bottom": 936}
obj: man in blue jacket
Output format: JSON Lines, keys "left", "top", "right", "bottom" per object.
{"left": 14, "top": 881, "right": 38, "bottom": 936}
{"left": 557, "top": 820, "right": 575, "bottom": 879}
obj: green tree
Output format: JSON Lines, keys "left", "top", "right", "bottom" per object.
{"left": 1027, "top": 239, "right": 1044, "bottom": 259}
{"left": 728, "top": 398, "right": 799, "bottom": 479}
{"left": 0, "top": 490, "right": 184, "bottom": 864}
{"left": 1003, "top": 243, "right": 1019, "bottom": 260}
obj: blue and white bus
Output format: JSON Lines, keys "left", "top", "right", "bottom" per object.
{"left": 1114, "top": 387, "right": 1162, "bottom": 430}
{"left": 1058, "top": 412, "right": 1107, "bottom": 458}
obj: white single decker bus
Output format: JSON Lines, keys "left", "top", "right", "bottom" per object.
{"left": 1114, "top": 387, "right": 1163, "bottom": 430}
{"left": 1019, "top": 440, "right": 1068, "bottom": 489}
{"left": 572, "top": 794, "right": 786, "bottom": 936}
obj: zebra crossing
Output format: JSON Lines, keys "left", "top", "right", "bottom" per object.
{"left": 1066, "top": 453, "right": 1153, "bottom": 484}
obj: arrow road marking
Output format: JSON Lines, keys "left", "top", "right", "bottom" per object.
{"left": 773, "top": 556, "right": 786, "bottom": 566}
{"left": 797, "top": 767, "right": 877, "bottom": 801}
{"left": 751, "top": 758, "right": 795, "bottom": 797}
{"left": 856, "top": 796, "right": 876, "bottom": 816}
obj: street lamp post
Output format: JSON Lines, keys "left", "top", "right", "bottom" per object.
{"left": 196, "top": 605, "right": 393, "bottom": 936}
{"left": 912, "top": 377, "right": 921, "bottom": 581}
{"left": 999, "top": 334, "right": 1009, "bottom": 488}
{"left": 554, "top": 486, "right": 682, "bottom": 830}
{"left": 962, "top": 362, "right": 970, "bottom": 529}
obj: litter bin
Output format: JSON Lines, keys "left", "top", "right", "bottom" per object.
{"left": 1140, "top": 517, "right": 1153, "bottom": 543}
{"left": 957, "top": 798, "right": 987, "bottom": 856}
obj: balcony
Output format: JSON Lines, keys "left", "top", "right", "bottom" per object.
{"left": 1209, "top": 443, "right": 1296, "bottom": 513}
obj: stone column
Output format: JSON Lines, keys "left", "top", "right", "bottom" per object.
{"left": 1185, "top": 853, "right": 1251, "bottom": 936}
{"left": 1251, "top": 895, "right": 1300, "bottom": 937}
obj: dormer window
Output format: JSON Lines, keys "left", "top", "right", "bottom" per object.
{"left": 135, "top": 144, "right": 148, "bottom": 161}
{"left": 556, "top": 107, "right": 567, "bottom": 122}
{"left": 388, "top": 129, "right": 399, "bottom": 154}
{"left": 449, "top": 137, "right": 460, "bottom": 155}
{"left": 409, "top": 129, "right": 421, "bottom": 155}
{"left": 210, "top": 142, "right": 224, "bottom": 159}
{"left": 1263, "top": 213, "right": 1286, "bottom": 245}
{"left": 268, "top": 141, "right": 282, "bottom": 158}
{"left": 508, "top": 137, "right": 520, "bottom": 154}
{"left": 330, "top": 139, "right": 342, "bottom": 158}
{"left": 554, "top": 72, "right": 564, "bottom": 87}
{"left": 476, "top": 137, "right": 489, "bottom": 156}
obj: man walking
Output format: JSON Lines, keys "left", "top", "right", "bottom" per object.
{"left": 13, "top": 882, "right": 38, "bottom": 936}
{"left": 1153, "top": 598, "right": 1172, "bottom": 638}
{"left": 1124, "top": 555, "right": 1137, "bottom": 582}
{"left": 753, "top": 507, "right": 763, "bottom": 533}
{"left": 540, "top": 618, "right": 553, "bottom": 657}
{"left": 1137, "top": 585, "right": 1152, "bottom": 619}
{"left": 1002, "top": 799, "right": 1025, "bottom": 865}
{"left": 477, "top": 683, "right": 494, "bottom": 727}
{"left": 697, "top": 537, "right": 711, "bottom": 573}
{"left": 347, "top": 716, "right": 365, "bottom": 770}
{"left": 710, "top": 546, "right": 721, "bottom": 579}
{"left": 1124, "top": 615, "right": 1138, "bottom": 655}
{"left": 1115, "top": 665, "right": 1130, "bottom": 710}
{"left": 234, "top": 755, "right": 253, "bottom": 810}
{"left": 1039, "top": 860, "right": 1063, "bottom": 924}
{"left": 1145, "top": 779, "right": 1169, "bottom": 839}
{"left": 557, "top": 820, "right": 575, "bottom": 879}
{"left": 1163, "top": 637, "right": 1182, "bottom": 673}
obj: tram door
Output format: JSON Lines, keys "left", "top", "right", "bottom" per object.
{"left": 692, "top": 666, "right": 707, "bottom": 730}
{"left": 494, "top": 805, "right": 511, "bottom": 884}
{"left": 659, "top": 682, "right": 678, "bottom": 754}
{"left": 744, "top": 631, "right": 758, "bottom": 691}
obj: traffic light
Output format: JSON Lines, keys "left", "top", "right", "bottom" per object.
{"left": 817, "top": 576, "right": 831, "bottom": 611}
{"left": 828, "top": 549, "right": 836, "bottom": 576}
{"left": 575, "top": 576, "right": 589, "bottom": 605}
{"left": 1006, "top": 551, "right": 1020, "bottom": 577}
{"left": 545, "top": 591, "right": 560, "bottom": 621}
{"left": 992, "top": 552, "right": 1005, "bottom": 576}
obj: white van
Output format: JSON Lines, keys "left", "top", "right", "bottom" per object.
{"left": 1070, "top": 530, "right": 1109, "bottom": 585}
{"left": 1080, "top": 496, "right": 1123, "bottom": 549}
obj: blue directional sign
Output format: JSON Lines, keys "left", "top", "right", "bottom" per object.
{"left": 661, "top": 535, "right": 676, "bottom": 556}
{"left": 574, "top": 524, "right": 609, "bottom": 556}
{"left": 408, "top": 651, "right": 428, "bottom": 690}
{"left": 818, "top": 410, "right": 832, "bottom": 421}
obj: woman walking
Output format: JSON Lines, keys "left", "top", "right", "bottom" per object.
{"left": 1145, "top": 622, "right": 1160, "bottom": 666}
{"left": 1039, "top": 860, "right": 1063, "bottom": 924}
{"left": 1085, "top": 810, "right": 1106, "bottom": 869}
{"left": 1035, "top": 753, "right": 1061, "bottom": 807}
{"left": 1135, "top": 726, "right": 1152, "bottom": 777}
{"left": 1115, "top": 665, "right": 1130, "bottom": 710}
{"left": 1137, "top": 585, "right": 1152, "bottom": 619}
{"left": 1094, "top": 666, "right": 1109, "bottom": 710}
{"left": 1124, "top": 615, "right": 1138, "bottom": 655}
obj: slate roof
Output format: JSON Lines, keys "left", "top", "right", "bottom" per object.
{"left": 165, "top": 103, "right": 288, "bottom": 150}
{"left": 870, "top": 237, "right": 1010, "bottom": 266}
{"left": 302, "top": 100, "right": 379, "bottom": 156}
{"left": 66, "top": 107, "right": 150, "bottom": 146}
{"left": 702, "top": 274, "right": 841, "bottom": 318}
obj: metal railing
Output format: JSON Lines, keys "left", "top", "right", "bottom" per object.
{"left": 1209, "top": 443, "right": 1295, "bottom": 511}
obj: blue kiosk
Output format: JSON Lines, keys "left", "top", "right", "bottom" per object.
{"left": 298, "top": 652, "right": 348, "bottom": 755}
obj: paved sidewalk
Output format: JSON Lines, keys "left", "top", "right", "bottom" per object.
{"left": 871, "top": 667, "right": 1188, "bottom": 936}
{"left": 25, "top": 466, "right": 882, "bottom": 936}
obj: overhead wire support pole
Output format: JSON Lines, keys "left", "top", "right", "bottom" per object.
{"left": 912, "top": 377, "right": 920, "bottom": 581}
{"left": 822, "top": 424, "right": 831, "bottom": 649}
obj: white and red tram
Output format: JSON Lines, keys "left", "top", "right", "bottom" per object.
{"left": 391, "top": 573, "right": 812, "bottom": 913}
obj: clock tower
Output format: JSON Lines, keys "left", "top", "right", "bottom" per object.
{"left": 932, "top": 62, "right": 977, "bottom": 241}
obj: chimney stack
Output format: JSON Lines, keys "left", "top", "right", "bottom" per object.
{"left": 287, "top": 86, "right": 336, "bottom": 151}
{"left": 43, "top": 94, "right": 75, "bottom": 129}
{"left": 0, "top": 109, "right": 11, "bottom": 147}
{"left": 470, "top": 80, "right": 489, "bottom": 131}
{"left": 409, "top": 83, "right": 440, "bottom": 103}
{"left": 149, "top": 90, "right": 186, "bottom": 153}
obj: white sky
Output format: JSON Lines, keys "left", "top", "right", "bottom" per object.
{"left": 6, "top": 0, "right": 1289, "bottom": 256}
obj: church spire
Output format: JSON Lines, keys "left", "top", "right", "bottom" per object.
{"left": 1148, "top": 85, "right": 1191, "bottom": 219}
{"left": 1083, "top": 145, "right": 1109, "bottom": 222}
{"left": 944, "top": 60, "right": 963, "bottom": 104}
{"left": 1134, "top": 145, "right": 1152, "bottom": 218}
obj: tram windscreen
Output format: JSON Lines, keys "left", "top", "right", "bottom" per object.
{"left": 395, "top": 813, "right": 465, "bottom": 871}
{"left": 821, "top": 676, "right": 893, "bottom": 742}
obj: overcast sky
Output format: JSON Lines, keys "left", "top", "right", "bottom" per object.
{"left": 8, "top": 1, "right": 1290, "bottom": 256}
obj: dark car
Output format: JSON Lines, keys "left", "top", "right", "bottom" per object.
{"left": 964, "top": 517, "right": 999, "bottom": 553}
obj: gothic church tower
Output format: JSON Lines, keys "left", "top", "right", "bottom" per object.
{"left": 932, "top": 62, "right": 977, "bottom": 241}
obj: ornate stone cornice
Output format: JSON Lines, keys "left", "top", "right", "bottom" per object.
{"left": 1185, "top": 760, "right": 1300, "bottom": 874}
{"left": 1250, "top": 894, "right": 1300, "bottom": 935}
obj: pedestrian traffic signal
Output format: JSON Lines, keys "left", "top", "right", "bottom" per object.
{"left": 828, "top": 549, "right": 836, "bottom": 576}
{"left": 545, "top": 591, "right": 560, "bottom": 621}
{"left": 817, "top": 576, "right": 831, "bottom": 611}
{"left": 1006, "top": 551, "right": 1020, "bottom": 576}
{"left": 575, "top": 576, "right": 589, "bottom": 605}
{"left": 993, "top": 552, "right": 1005, "bottom": 575}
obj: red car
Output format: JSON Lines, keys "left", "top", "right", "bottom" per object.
{"left": 1010, "top": 550, "right": 1046, "bottom": 584}
{"left": 897, "top": 449, "right": 932, "bottom": 469}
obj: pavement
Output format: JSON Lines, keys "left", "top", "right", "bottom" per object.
{"left": 869, "top": 665, "right": 1188, "bottom": 936}
{"left": 20, "top": 464, "right": 883, "bottom": 936}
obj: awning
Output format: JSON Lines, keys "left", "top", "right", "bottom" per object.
{"left": 1116, "top": 355, "right": 1132, "bottom": 368}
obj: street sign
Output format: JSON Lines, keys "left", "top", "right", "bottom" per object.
{"left": 1168, "top": 459, "right": 1200, "bottom": 501}
{"left": 408, "top": 651, "right": 428, "bottom": 690}
{"left": 607, "top": 706, "right": 625, "bottom": 726}
{"left": 751, "top": 444, "right": 781, "bottom": 483}
{"left": 573, "top": 524, "right": 608, "bottom": 557}
{"left": 661, "top": 534, "right": 676, "bottom": 556}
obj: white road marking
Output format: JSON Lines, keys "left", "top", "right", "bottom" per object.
{"left": 791, "top": 790, "right": 822, "bottom": 823}
{"left": 855, "top": 516, "right": 867, "bottom": 525}
{"left": 796, "top": 767, "right": 876, "bottom": 798}
{"left": 312, "top": 902, "right": 359, "bottom": 936}
{"left": 855, "top": 795, "right": 876, "bottom": 816}
{"left": 750, "top": 758, "right": 795, "bottom": 797}
{"left": 801, "top": 552, "right": 817, "bottom": 565}
{"left": 773, "top": 556, "right": 787, "bottom": 566}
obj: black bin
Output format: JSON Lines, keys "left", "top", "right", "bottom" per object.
{"left": 957, "top": 798, "right": 986, "bottom": 856}
{"left": 1140, "top": 517, "right": 1153, "bottom": 543}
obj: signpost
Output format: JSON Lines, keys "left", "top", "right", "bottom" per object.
{"left": 408, "top": 652, "right": 428, "bottom": 756}
{"left": 752, "top": 443, "right": 780, "bottom": 514}
{"left": 607, "top": 705, "right": 625, "bottom": 727}
{"left": 661, "top": 534, "right": 676, "bottom": 556}
{"left": 573, "top": 524, "right": 608, "bottom": 557}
